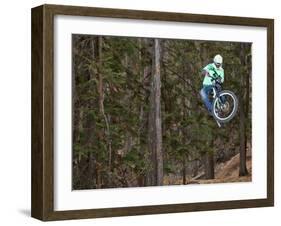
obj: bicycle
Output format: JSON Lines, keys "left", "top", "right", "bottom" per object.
{"left": 209, "top": 76, "right": 238, "bottom": 127}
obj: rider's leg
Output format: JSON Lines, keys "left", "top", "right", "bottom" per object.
{"left": 200, "top": 86, "right": 213, "bottom": 112}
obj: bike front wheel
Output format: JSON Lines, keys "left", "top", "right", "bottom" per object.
{"left": 212, "top": 90, "right": 238, "bottom": 123}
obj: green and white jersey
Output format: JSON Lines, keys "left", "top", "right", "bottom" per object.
{"left": 202, "top": 63, "right": 224, "bottom": 86}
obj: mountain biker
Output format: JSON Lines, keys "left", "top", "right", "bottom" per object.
{"left": 199, "top": 54, "right": 224, "bottom": 114}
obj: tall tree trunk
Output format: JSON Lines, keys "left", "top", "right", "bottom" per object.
{"left": 239, "top": 96, "right": 248, "bottom": 176}
{"left": 182, "top": 156, "right": 187, "bottom": 184}
{"left": 239, "top": 43, "right": 249, "bottom": 176}
{"left": 81, "top": 38, "right": 100, "bottom": 188}
{"left": 154, "top": 39, "right": 163, "bottom": 186}
{"left": 137, "top": 38, "right": 143, "bottom": 154}
{"left": 147, "top": 39, "right": 163, "bottom": 186}
{"left": 245, "top": 44, "right": 251, "bottom": 160}
{"left": 137, "top": 38, "right": 147, "bottom": 187}
{"left": 147, "top": 92, "right": 156, "bottom": 185}
{"left": 72, "top": 107, "right": 84, "bottom": 188}
{"left": 95, "top": 162, "right": 102, "bottom": 189}
{"left": 204, "top": 152, "right": 214, "bottom": 179}
{"left": 96, "top": 37, "right": 112, "bottom": 174}
{"left": 72, "top": 36, "right": 83, "bottom": 189}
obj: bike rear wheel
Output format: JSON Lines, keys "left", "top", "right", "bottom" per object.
{"left": 212, "top": 90, "right": 238, "bottom": 123}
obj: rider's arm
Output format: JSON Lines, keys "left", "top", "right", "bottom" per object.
{"left": 201, "top": 69, "right": 209, "bottom": 77}
{"left": 202, "top": 64, "right": 213, "bottom": 77}
{"left": 203, "top": 64, "right": 214, "bottom": 77}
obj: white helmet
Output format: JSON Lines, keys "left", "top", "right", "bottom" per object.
{"left": 213, "top": 54, "right": 223, "bottom": 65}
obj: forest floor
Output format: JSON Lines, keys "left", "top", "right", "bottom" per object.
{"left": 164, "top": 149, "right": 252, "bottom": 185}
{"left": 195, "top": 152, "right": 252, "bottom": 184}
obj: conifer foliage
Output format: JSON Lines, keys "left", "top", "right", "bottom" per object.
{"left": 72, "top": 35, "right": 252, "bottom": 189}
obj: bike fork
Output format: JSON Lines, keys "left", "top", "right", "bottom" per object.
{"left": 215, "top": 119, "right": 222, "bottom": 128}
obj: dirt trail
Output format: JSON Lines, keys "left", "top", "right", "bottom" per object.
{"left": 163, "top": 149, "right": 252, "bottom": 185}
{"left": 194, "top": 152, "right": 252, "bottom": 184}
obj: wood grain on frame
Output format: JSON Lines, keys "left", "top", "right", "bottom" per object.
{"left": 31, "top": 4, "right": 274, "bottom": 221}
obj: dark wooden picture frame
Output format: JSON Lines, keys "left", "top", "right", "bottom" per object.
{"left": 31, "top": 4, "right": 274, "bottom": 221}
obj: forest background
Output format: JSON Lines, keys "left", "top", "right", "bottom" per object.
{"left": 72, "top": 35, "right": 252, "bottom": 189}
